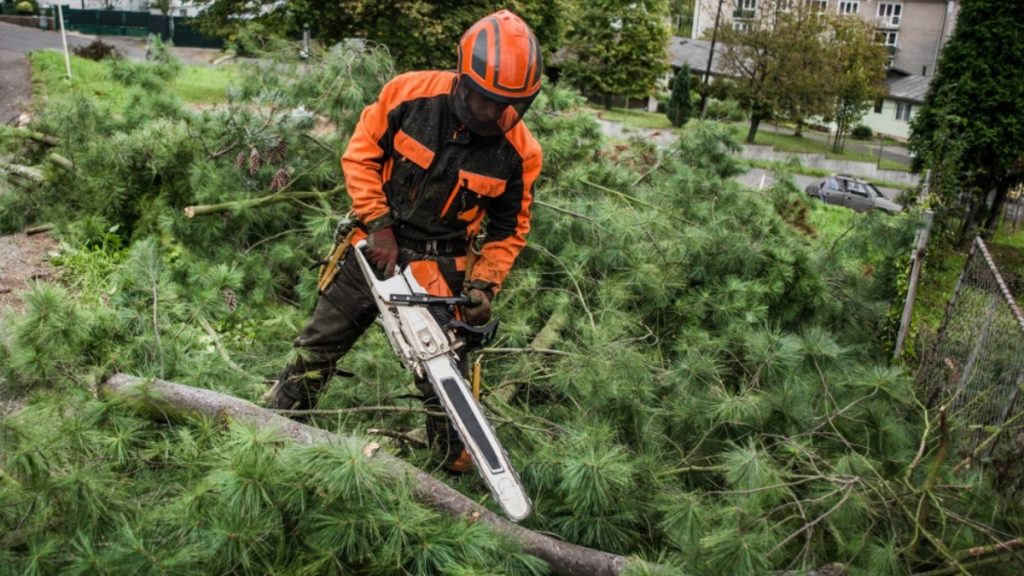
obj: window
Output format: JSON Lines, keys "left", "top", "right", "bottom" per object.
{"left": 733, "top": 20, "right": 751, "bottom": 31}
{"left": 734, "top": 0, "right": 756, "bottom": 19}
{"left": 877, "top": 3, "right": 902, "bottom": 26}
{"left": 874, "top": 99, "right": 883, "bottom": 113}
{"left": 838, "top": 1, "right": 859, "bottom": 14}
{"left": 809, "top": 0, "right": 828, "bottom": 12}
{"left": 876, "top": 31, "right": 898, "bottom": 47}
{"left": 896, "top": 102, "right": 913, "bottom": 121}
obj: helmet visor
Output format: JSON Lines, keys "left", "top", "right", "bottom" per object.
{"left": 452, "top": 77, "right": 534, "bottom": 137}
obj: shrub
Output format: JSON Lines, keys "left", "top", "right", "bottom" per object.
{"left": 15, "top": 1, "right": 35, "bottom": 14}
{"left": 666, "top": 65, "right": 694, "bottom": 128}
{"left": 73, "top": 40, "right": 122, "bottom": 62}
{"left": 851, "top": 124, "right": 873, "bottom": 140}
{"left": 704, "top": 98, "right": 746, "bottom": 122}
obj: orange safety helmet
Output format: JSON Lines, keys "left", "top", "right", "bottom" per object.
{"left": 453, "top": 10, "right": 542, "bottom": 136}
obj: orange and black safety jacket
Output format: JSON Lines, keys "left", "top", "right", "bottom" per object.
{"left": 341, "top": 70, "right": 542, "bottom": 295}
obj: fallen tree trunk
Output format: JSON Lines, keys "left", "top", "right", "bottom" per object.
{"left": 99, "top": 373, "right": 654, "bottom": 576}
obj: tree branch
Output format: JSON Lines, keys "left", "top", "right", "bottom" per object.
{"left": 99, "top": 373, "right": 658, "bottom": 576}
{"left": 183, "top": 189, "right": 337, "bottom": 218}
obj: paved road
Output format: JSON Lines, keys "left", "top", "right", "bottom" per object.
{"left": 0, "top": 20, "right": 146, "bottom": 58}
{"left": 738, "top": 168, "right": 904, "bottom": 201}
{"left": 0, "top": 21, "right": 224, "bottom": 124}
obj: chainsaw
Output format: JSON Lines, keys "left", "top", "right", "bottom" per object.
{"left": 351, "top": 239, "right": 532, "bottom": 522}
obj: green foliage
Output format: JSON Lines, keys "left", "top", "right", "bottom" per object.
{"left": 715, "top": 1, "right": 885, "bottom": 145}
{"left": 561, "top": 0, "right": 671, "bottom": 102}
{"left": 825, "top": 16, "right": 887, "bottom": 153}
{"left": 192, "top": 1, "right": 572, "bottom": 72}
{"left": 3, "top": 33, "right": 1023, "bottom": 576}
{"left": 665, "top": 66, "right": 693, "bottom": 128}
{"left": 702, "top": 97, "right": 746, "bottom": 122}
{"left": 909, "top": 0, "right": 1024, "bottom": 239}
{"left": 851, "top": 124, "right": 873, "bottom": 140}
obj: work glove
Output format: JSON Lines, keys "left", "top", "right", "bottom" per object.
{"left": 366, "top": 226, "right": 398, "bottom": 277}
{"left": 462, "top": 287, "right": 492, "bottom": 325}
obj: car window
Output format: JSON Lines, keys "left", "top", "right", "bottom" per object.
{"left": 847, "top": 181, "right": 869, "bottom": 197}
{"left": 822, "top": 178, "right": 840, "bottom": 191}
{"left": 866, "top": 183, "right": 883, "bottom": 198}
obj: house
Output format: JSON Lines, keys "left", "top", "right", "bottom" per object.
{"left": 864, "top": 72, "right": 930, "bottom": 139}
{"left": 684, "top": 0, "right": 959, "bottom": 139}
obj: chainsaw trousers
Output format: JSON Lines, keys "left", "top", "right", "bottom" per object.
{"left": 269, "top": 251, "right": 467, "bottom": 466}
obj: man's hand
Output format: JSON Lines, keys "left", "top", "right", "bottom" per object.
{"left": 366, "top": 227, "right": 398, "bottom": 277}
{"left": 462, "top": 288, "right": 492, "bottom": 325}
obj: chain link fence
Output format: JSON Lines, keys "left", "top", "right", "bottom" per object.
{"left": 918, "top": 237, "right": 1024, "bottom": 485}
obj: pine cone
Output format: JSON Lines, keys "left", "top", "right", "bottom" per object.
{"left": 269, "top": 167, "right": 291, "bottom": 192}
{"left": 234, "top": 150, "right": 246, "bottom": 169}
{"left": 223, "top": 289, "right": 238, "bottom": 312}
{"left": 268, "top": 138, "right": 287, "bottom": 164}
{"left": 248, "top": 146, "right": 261, "bottom": 176}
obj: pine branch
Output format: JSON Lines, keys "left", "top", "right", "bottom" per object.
{"left": 535, "top": 199, "right": 597, "bottom": 224}
{"left": 197, "top": 316, "right": 251, "bottom": 377}
{"left": 488, "top": 308, "right": 569, "bottom": 406}
{"left": 47, "top": 153, "right": 74, "bottom": 172}
{"left": 366, "top": 427, "right": 428, "bottom": 448}
{"left": 273, "top": 405, "right": 447, "bottom": 418}
{"left": 183, "top": 188, "right": 338, "bottom": 218}
{"left": 0, "top": 125, "right": 60, "bottom": 146}
{"left": 0, "top": 162, "right": 44, "bottom": 184}
{"left": 302, "top": 133, "right": 335, "bottom": 154}
{"left": 99, "top": 373, "right": 661, "bottom": 576}
{"left": 24, "top": 223, "right": 55, "bottom": 235}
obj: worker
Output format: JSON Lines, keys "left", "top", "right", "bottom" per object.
{"left": 265, "top": 9, "right": 543, "bottom": 473}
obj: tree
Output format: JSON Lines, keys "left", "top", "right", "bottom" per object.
{"left": 771, "top": 6, "right": 834, "bottom": 137}
{"left": 909, "top": 0, "right": 1024, "bottom": 239}
{"left": 666, "top": 65, "right": 693, "bottom": 127}
{"left": 190, "top": 0, "right": 573, "bottom": 72}
{"left": 714, "top": 0, "right": 803, "bottom": 143}
{"left": 824, "top": 14, "right": 886, "bottom": 153}
{"left": 716, "top": 2, "right": 884, "bottom": 146}
{"left": 561, "top": 0, "right": 670, "bottom": 108}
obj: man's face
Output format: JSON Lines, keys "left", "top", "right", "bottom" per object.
{"left": 466, "top": 87, "right": 508, "bottom": 124}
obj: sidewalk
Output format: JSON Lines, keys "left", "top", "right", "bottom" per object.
{"left": 754, "top": 121, "right": 913, "bottom": 166}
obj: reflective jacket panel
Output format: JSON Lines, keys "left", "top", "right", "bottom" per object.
{"left": 342, "top": 70, "right": 542, "bottom": 293}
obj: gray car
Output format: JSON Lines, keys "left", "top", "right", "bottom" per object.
{"left": 805, "top": 175, "right": 903, "bottom": 214}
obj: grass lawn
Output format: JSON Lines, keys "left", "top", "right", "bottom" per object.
{"left": 588, "top": 105, "right": 674, "bottom": 130}
{"left": 30, "top": 50, "right": 237, "bottom": 106}
{"left": 908, "top": 221, "right": 1023, "bottom": 360}
{"left": 750, "top": 129, "right": 911, "bottom": 172}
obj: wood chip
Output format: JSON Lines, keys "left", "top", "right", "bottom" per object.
{"left": 362, "top": 441, "right": 380, "bottom": 457}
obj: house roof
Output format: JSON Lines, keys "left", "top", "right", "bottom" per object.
{"left": 667, "top": 36, "right": 731, "bottom": 76}
{"left": 886, "top": 74, "right": 931, "bottom": 103}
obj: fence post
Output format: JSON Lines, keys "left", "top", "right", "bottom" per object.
{"left": 893, "top": 170, "right": 933, "bottom": 360}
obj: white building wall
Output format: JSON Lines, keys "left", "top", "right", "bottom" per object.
{"left": 861, "top": 99, "right": 915, "bottom": 140}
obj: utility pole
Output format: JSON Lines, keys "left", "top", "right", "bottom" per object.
{"left": 699, "top": 0, "right": 725, "bottom": 118}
